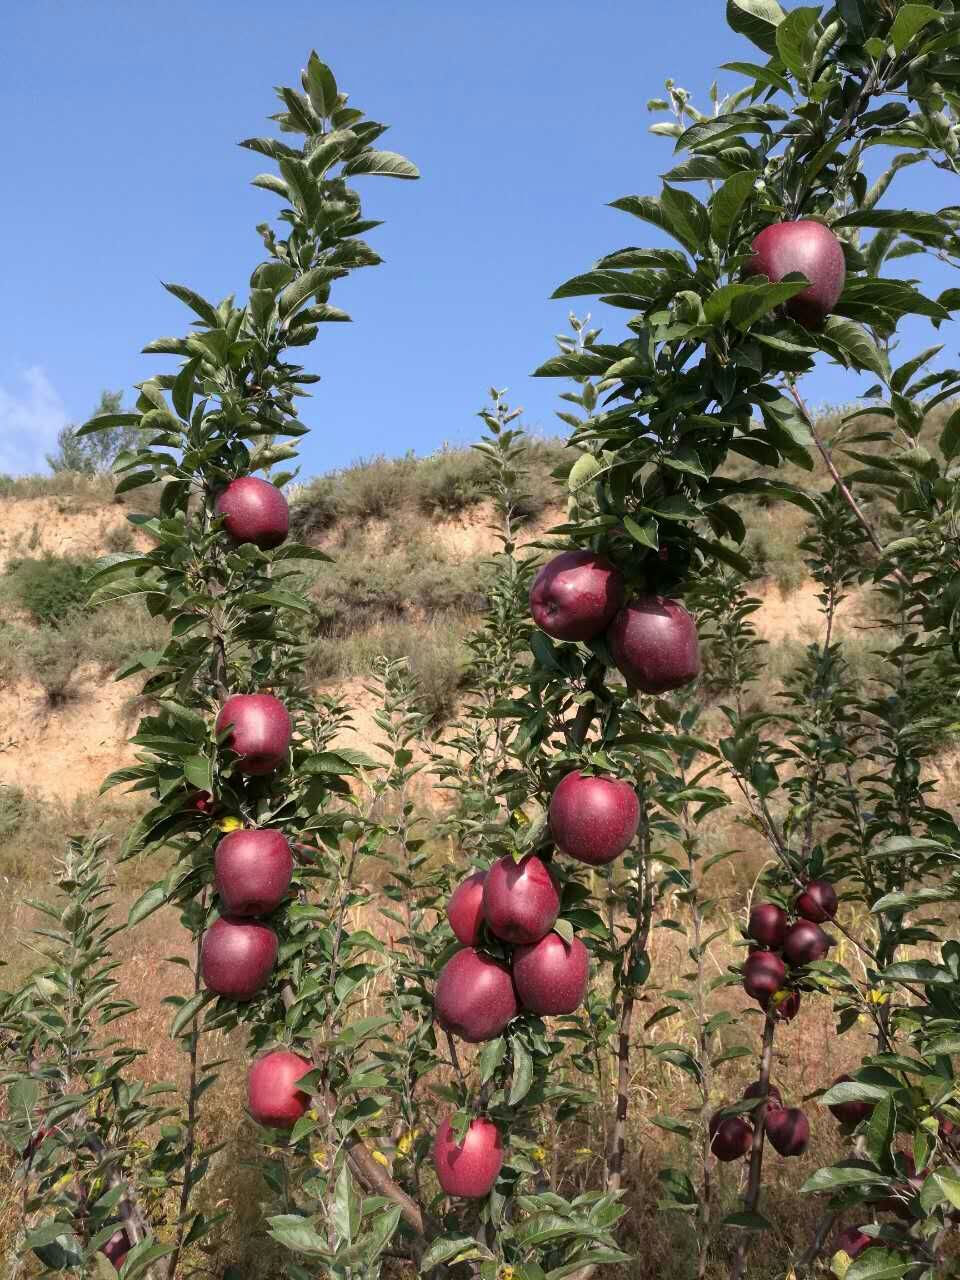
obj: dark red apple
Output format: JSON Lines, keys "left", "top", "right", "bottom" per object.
{"left": 549, "top": 770, "right": 640, "bottom": 866}
{"left": 434, "top": 948, "right": 518, "bottom": 1043}
{"left": 447, "top": 871, "right": 486, "bottom": 946}
{"left": 830, "top": 1227, "right": 871, "bottom": 1274}
{"left": 214, "top": 827, "right": 293, "bottom": 916}
{"left": 201, "top": 916, "right": 278, "bottom": 999}
{"left": 247, "top": 1049, "right": 313, "bottom": 1128}
{"left": 783, "top": 920, "right": 832, "bottom": 967}
{"left": 743, "top": 951, "right": 786, "bottom": 1003}
{"left": 607, "top": 596, "right": 700, "bottom": 695}
{"left": 529, "top": 550, "right": 624, "bottom": 642}
{"left": 748, "top": 903, "right": 788, "bottom": 948}
{"left": 796, "top": 879, "right": 838, "bottom": 923}
{"left": 765, "top": 1106, "right": 810, "bottom": 1156}
{"left": 746, "top": 220, "right": 846, "bottom": 328}
{"left": 216, "top": 693, "right": 292, "bottom": 775}
{"left": 766, "top": 988, "right": 802, "bottom": 1022}
{"left": 185, "top": 788, "right": 219, "bottom": 815}
{"left": 100, "top": 1227, "right": 131, "bottom": 1270}
{"left": 827, "top": 1075, "right": 875, "bottom": 1127}
{"left": 215, "top": 475, "right": 289, "bottom": 550}
{"left": 743, "top": 1080, "right": 783, "bottom": 1107}
{"left": 710, "top": 1114, "right": 753, "bottom": 1162}
{"left": 433, "top": 1115, "right": 503, "bottom": 1199}
{"left": 513, "top": 932, "right": 589, "bottom": 1015}
{"left": 482, "top": 854, "right": 560, "bottom": 945}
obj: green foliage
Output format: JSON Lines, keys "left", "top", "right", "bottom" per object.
{"left": 2, "top": 554, "right": 94, "bottom": 626}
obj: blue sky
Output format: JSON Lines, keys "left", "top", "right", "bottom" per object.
{"left": 1, "top": 2, "right": 955, "bottom": 478}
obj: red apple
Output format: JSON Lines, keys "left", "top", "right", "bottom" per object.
{"left": 743, "top": 951, "right": 786, "bottom": 1003}
{"left": 747, "top": 903, "right": 788, "bottom": 948}
{"left": 827, "top": 1075, "right": 875, "bottom": 1127}
{"left": 185, "top": 788, "right": 219, "bottom": 815}
{"left": 433, "top": 1115, "right": 503, "bottom": 1199}
{"left": 765, "top": 1106, "right": 810, "bottom": 1156}
{"left": 783, "top": 920, "right": 831, "bottom": 967}
{"left": 215, "top": 475, "right": 289, "bottom": 550}
{"left": 201, "top": 916, "right": 278, "bottom": 999}
{"left": 447, "top": 871, "right": 486, "bottom": 946}
{"left": 247, "top": 1049, "right": 313, "bottom": 1128}
{"left": 434, "top": 948, "right": 518, "bottom": 1043}
{"left": 482, "top": 854, "right": 560, "bottom": 945}
{"left": 710, "top": 1114, "right": 753, "bottom": 1162}
{"left": 746, "top": 220, "right": 846, "bottom": 328}
{"left": 766, "top": 988, "right": 802, "bottom": 1022}
{"left": 549, "top": 770, "right": 640, "bottom": 866}
{"left": 607, "top": 596, "right": 700, "bottom": 695}
{"left": 796, "top": 879, "right": 838, "bottom": 923}
{"left": 529, "top": 550, "right": 624, "bottom": 642}
{"left": 100, "top": 1227, "right": 131, "bottom": 1270}
{"left": 830, "top": 1227, "right": 871, "bottom": 1275}
{"left": 743, "top": 1080, "right": 783, "bottom": 1107}
{"left": 513, "top": 932, "right": 589, "bottom": 1015}
{"left": 214, "top": 828, "right": 293, "bottom": 916}
{"left": 216, "top": 693, "right": 292, "bottom": 775}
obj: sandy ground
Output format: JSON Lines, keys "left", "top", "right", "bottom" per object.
{"left": 0, "top": 496, "right": 152, "bottom": 572}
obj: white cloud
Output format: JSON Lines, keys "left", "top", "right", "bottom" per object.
{"left": 0, "top": 367, "right": 70, "bottom": 475}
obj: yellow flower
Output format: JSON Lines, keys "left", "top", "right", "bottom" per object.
{"left": 867, "top": 989, "right": 890, "bottom": 1006}
{"left": 311, "top": 1147, "right": 327, "bottom": 1167}
{"left": 531, "top": 1146, "right": 547, "bottom": 1164}
{"left": 217, "top": 815, "right": 243, "bottom": 833}
{"left": 573, "top": 1147, "right": 593, "bottom": 1158}
{"left": 371, "top": 1150, "right": 390, "bottom": 1168}
{"left": 498, "top": 1267, "right": 516, "bottom": 1280}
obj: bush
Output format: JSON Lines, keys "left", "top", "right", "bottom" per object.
{"left": 2, "top": 555, "right": 94, "bottom": 625}
{"left": 304, "top": 617, "right": 470, "bottom": 723}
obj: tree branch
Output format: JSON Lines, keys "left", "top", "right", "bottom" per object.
{"left": 730, "top": 1011, "right": 776, "bottom": 1280}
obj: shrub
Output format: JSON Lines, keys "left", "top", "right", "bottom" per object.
{"left": 2, "top": 554, "right": 94, "bottom": 625}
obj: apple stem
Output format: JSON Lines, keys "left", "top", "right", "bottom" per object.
{"left": 796, "top": 1210, "right": 838, "bottom": 1275}
{"left": 165, "top": 888, "right": 207, "bottom": 1280}
{"left": 730, "top": 1010, "right": 776, "bottom": 1280}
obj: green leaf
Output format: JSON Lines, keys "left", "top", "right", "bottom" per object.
{"left": 128, "top": 884, "right": 168, "bottom": 927}
{"left": 279, "top": 267, "right": 342, "bottom": 318}
{"left": 889, "top": 4, "right": 941, "bottom": 53}
{"left": 420, "top": 1237, "right": 494, "bottom": 1270}
{"left": 726, "top": 0, "right": 787, "bottom": 55}
{"left": 845, "top": 1248, "right": 910, "bottom": 1280}
{"left": 267, "top": 1215, "right": 329, "bottom": 1255}
{"left": 819, "top": 317, "right": 890, "bottom": 380}
{"left": 331, "top": 1164, "right": 361, "bottom": 1246}
{"left": 720, "top": 61, "right": 793, "bottom": 94}
{"left": 304, "top": 53, "right": 338, "bottom": 117}
{"left": 800, "top": 1165, "right": 891, "bottom": 1193}
{"left": 343, "top": 150, "right": 420, "bottom": 180}
{"left": 939, "top": 408, "right": 960, "bottom": 461}
{"left": 509, "top": 1036, "right": 534, "bottom": 1105}
{"left": 775, "top": 7, "right": 820, "bottom": 80}
{"left": 710, "top": 170, "right": 758, "bottom": 247}
{"left": 722, "top": 1211, "right": 773, "bottom": 1231}
{"left": 162, "top": 282, "right": 220, "bottom": 327}
{"left": 170, "top": 990, "right": 215, "bottom": 1038}
{"left": 623, "top": 515, "right": 659, "bottom": 549}
{"left": 75, "top": 411, "right": 142, "bottom": 438}
{"left": 478, "top": 1035, "right": 506, "bottom": 1084}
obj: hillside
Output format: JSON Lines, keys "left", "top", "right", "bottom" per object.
{"left": 1, "top": 430, "right": 958, "bottom": 1276}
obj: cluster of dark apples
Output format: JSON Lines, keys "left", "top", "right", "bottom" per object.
{"left": 710, "top": 1079, "right": 810, "bottom": 1163}
{"left": 742, "top": 879, "right": 838, "bottom": 1021}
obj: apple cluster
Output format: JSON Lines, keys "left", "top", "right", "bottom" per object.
{"left": 742, "top": 879, "right": 838, "bottom": 1019}
{"left": 710, "top": 1080, "right": 809, "bottom": 1163}
{"left": 529, "top": 549, "right": 701, "bottom": 695}
{"left": 430, "top": 762, "right": 648, "bottom": 1198}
